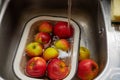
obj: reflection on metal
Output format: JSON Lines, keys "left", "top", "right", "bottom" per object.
{"left": 0, "top": 0, "right": 10, "bottom": 26}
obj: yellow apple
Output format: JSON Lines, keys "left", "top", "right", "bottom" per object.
{"left": 25, "top": 42, "right": 43, "bottom": 57}
{"left": 43, "top": 47, "right": 59, "bottom": 61}
{"left": 54, "top": 39, "right": 70, "bottom": 51}
{"left": 79, "top": 46, "right": 90, "bottom": 61}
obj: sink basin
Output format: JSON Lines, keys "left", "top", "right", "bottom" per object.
{"left": 0, "top": 0, "right": 108, "bottom": 80}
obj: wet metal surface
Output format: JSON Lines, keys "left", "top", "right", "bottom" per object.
{"left": 0, "top": 0, "right": 118, "bottom": 80}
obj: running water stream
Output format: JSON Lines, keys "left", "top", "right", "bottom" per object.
{"left": 67, "top": 0, "right": 72, "bottom": 28}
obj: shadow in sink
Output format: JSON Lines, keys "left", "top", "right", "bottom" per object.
{"left": 0, "top": 0, "right": 107, "bottom": 80}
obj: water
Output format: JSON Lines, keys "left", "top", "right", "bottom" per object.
{"left": 67, "top": 0, "right": 72, "bottom": 28}
{"left": 63, "top": 0, "right": 72, "bottom": 68}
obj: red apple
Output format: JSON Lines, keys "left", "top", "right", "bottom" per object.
{"left": 25, "top": 57, "right": 47, "bottom": 77}
{"left": 35, "top": 32, "right": 51, "bottom": 44}
{"left": 77, "top": 59, "right": 99, "bottom": 80}
{"left": 39, "top": 21, "right": 53, "bottom": 33}
{"left": 25, "top": 42, "right": 43, "bottom": 57}
{"left": 53, "top": 21, "right": 74, "bottom": 39}
{"left": 47, "top": 58, "right": 69, "bottom": 80}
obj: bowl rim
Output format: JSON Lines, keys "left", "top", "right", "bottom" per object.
{"left": 13, "top": 15, "right": 81, "bottom": 80}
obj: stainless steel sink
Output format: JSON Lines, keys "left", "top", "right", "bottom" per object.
{"left": 0, "top": 0, "right": 109, "bottom": 80}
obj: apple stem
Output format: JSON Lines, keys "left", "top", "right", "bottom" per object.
{"left": 92, "top": 65, "right": 96, "bottom": 71}
{"left": 32, "top": 45, "right": 36, "bottom": 49}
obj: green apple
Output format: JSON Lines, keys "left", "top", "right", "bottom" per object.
{"left": 79, "top": 46, "right": 90, "bottom": 61}
{"left": 25, "top": 42, "right": 43, "bottom": 57}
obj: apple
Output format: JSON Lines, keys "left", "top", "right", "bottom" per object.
{"left": 77, "top": 59, "right": 99, "bottom": 80}
{"left": 25, "top": 42, "right": 43, "bottom": 57}
{"left": 79, "top": 46, "right": 90, "bottom": 61}
{"left": 39, "top": 21, "right": 53, "bottom": 33}
{"left": 35, "top": 32, "right": 51, "bottom": 44}
{"left": 47, "top": 58, "right": 69, "bottom": 80}
{"left": 43, "top": 47, "right": 59, "bottom": 61}
{"left": 53, "top": 21, "right": 74, "bottom": 39}
{"left": 25, "top": 57, "right": 47, "bottom": 77}
{"left": 54, "top": 39, "right": 70, "bottom": 51}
